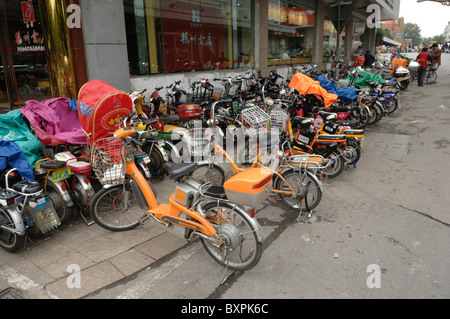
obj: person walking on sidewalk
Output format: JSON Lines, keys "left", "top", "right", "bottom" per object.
{"left": 416, "top": 48, "right": 429, "bottom": 87}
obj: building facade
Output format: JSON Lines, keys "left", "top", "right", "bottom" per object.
{"left": 444, "top": 21, "right": 450, "bottom": 42}
{"left": 0, "top": 0, "right": 400, "bottom": 110}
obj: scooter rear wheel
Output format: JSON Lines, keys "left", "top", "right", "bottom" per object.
{"left": 200, "top": 202, "right": 262, "bottom": 271}
{"left": 322, "top": 148, "right": 345, "bottom": 179}
{"left": 0, "top": 208, "right": 25, "bottom": 252}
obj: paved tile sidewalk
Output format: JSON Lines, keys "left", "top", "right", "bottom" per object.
{"left": 0, "top": 178, "right": 188, "bottom": 299}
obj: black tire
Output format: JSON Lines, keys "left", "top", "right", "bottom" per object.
{"left": 386, "top": 99, "right": 398, "bottom": 115}
{"left": 149, "top": 149, "right": 164, "bottom": 176}
{"left": 356, "top": 106, "right": 370, "bottom": 129}
{"left": 372, "top": 103, "right": 384, "bottom": 124}
{"left": 425, "top": 70, "right": 437, "bottom": 84}
{"left": 273, "top": 168, "right": 322, "bottom": 211}
{"left": 191, "top": 163, "right": 225, "bottom": 186}
{"left": 344, "top": 139, "right": 362, "bottom": 165}
{"left": 200, "top": 201, "right": 263, "bottom": 271}
{"left": 90, "top": 184, "right": 141, "bottom": 231}
{"left": 0, "top": 208, "right": 26, "bottom": 252}
{"left": 45, "top": 180, "right": 75, "bottom": 224}
{"left": 322, "top": 148, "right": 345, "bottom": 179}
{"left": 367, "top": 103, "right": 382, "bottom": 125}
{"left": 399, "top": 80, "right": 409, "bottom": 90}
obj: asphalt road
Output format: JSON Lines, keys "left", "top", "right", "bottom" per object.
{"left": 87, "top": 53, "right": 450, "bottom": 303}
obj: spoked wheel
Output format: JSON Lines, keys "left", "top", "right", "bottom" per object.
{"left": 386, "top": 99, "right": 398, "bottom": 115}
{"left": 147, "top": 148, "right": 165, "bottom": 176}
{"left": 322, "top": 148, "right": 345, "bottom": 179}
{"left": 0, "top": 208, "right": 26, "bottom": 252}
{"left": 343, "top": 139, "right": 362, "bottom": 166}
{"left": 191, "top": 163, "right": 225, "bottom": 186}
{"left": 273, "top": 168, "right": 322, "bottom": 211}
{"left": 356, "top": 107, "right": 370, "bottom": 129}
{"left": 200, "top": 202, "right": 262, "bottom": 271}
{"left": 367, "top": 103, "right": 383, "bottom": 125}
{"left": 425, "top": 70, "right": 437, "bottom": 84}
{"left": 90, "top": 183, "right": 141, "bottom": 231}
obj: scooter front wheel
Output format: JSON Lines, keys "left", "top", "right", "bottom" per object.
{"left": 90, "top": 184, "right": 141, "bottom": 231}
{"left": 200, "top": 202, "right": 263, "bottom": 271}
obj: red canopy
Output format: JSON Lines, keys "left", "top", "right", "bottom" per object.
{"left": 77, "top": 80, "right": 132, "bottom": 146}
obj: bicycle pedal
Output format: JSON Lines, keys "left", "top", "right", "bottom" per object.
{"left": 139, "top": 213, "right": 151, "bottom": 225}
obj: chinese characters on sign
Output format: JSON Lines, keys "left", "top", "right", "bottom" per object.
{"left": 161, "top": 1, "right": 225, "bottom": 72}
{"left": 180, "top": 32, "right": 213, "bottom": 47}
{"left": 15, "top": 1, "right": 45, "bottom": 53}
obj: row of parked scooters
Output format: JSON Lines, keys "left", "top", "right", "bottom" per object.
{"left": 0, "top": 59, "right": 406, "bottom": 258}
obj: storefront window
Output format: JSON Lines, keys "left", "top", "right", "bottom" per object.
{"left": 268, "top": 0, "right": 315, "bottom": 66}
{"left": 124, "top": 0, "right": 255, "bottom": 75}
{"left": 0, "top": 0, "right": 50, "bottom": 107}
{"left": 323, "top": 18, "right": 345, "bottom": 62}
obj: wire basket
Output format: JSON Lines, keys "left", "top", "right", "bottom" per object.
{"left": 189, "top": 128, "right": 210, "bottom": 157}
{"left": 241, "top": 105, "right": 271, "bottom": 136}
{"left": 269, "top": 106, "right": 290, "bottom": 132}
{"left": 90, "top": 137, "right": 126, "bottom": 185}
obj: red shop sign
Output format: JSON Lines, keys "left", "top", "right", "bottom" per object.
{"left": 161, "top": 1, "right": 226, "bottom": 72}
{"left": 21, "top": 0, "right": 35, "bottom": 28}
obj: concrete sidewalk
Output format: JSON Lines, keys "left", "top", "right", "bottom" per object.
{"left": 0, "top": 177, "right": 189, "bottom": 299}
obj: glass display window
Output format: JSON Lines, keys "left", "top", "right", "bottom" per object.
{"left": 124, "top": 0, "right": 255, "bottom": 75}
{"left": 268, "top": 0, "right": 315, "bottom": 66}
{"left": 0, "top": 0, "right": 50, "bottom": 109}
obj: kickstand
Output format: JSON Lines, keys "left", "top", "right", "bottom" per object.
{"left": 79, "top": 208, "right": 94, "bottom": 226}
{"left": 220, "top": 255, "right": 235, "bottom": 285}
{"left": 296, "top": 208, "right": 313, "bottom": 223}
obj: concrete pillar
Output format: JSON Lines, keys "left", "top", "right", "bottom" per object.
{"left": 314, "top": 0, "right": 325, "bottom": 65}
{"left": 361, "top": 25, "right": 376, "bottom": 54}
{"left": 80, "top": 0, "right": 130, "bottom": 92}
{"left": 345, "top": 15, "right": 354, "bottom": 64}
{"left": 255, "top": 0, "right": 269, "bottom": 76}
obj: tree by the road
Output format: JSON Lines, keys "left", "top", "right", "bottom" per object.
{"left": 404, "top": 23, "right": 422, "bottom": 46}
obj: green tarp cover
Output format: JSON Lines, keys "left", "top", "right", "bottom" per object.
{"left": 0, "top": 109, "right": 42, "bottom": 168}
{"left": 347, "top": 69, "right": 387, "bottom": 87}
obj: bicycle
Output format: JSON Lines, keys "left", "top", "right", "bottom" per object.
{"left": 192, "top": 100, "right": 330, "bottom": 213}
{"left": 425, "top": 64, "right": 437, "bottom": 85}
{"left": 88, "top": 112, "right": 267, "bottom": 271}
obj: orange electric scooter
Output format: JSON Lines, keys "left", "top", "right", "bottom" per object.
{"left": 88, "top": 112, "right": 271, "bottom": 271}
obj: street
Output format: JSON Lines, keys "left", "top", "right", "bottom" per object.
{"left": 86, "top": 53, "right": 450, "bottom": 301}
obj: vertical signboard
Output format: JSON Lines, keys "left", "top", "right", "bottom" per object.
{"left": 15, "top": 0, "right": 45, "bottom": 53}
